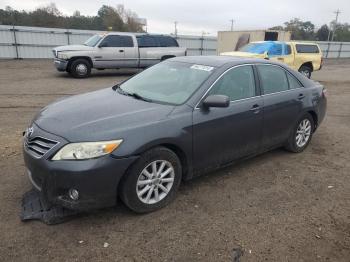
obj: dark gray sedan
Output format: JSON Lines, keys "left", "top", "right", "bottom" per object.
{"left": 23, "top": 56, "right": 327, "bottom": 214}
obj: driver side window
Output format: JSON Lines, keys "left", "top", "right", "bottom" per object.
{"left": 208, "top": 65, "right": 256, "bottom": 101}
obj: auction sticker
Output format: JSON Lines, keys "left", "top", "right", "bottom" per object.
{"left": 190, "top": 64, "right": 214, "bottom": 72}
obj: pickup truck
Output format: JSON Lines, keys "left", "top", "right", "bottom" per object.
{"left": 220, "top": 41, "right": 323, "bottom": 78}
{"left": 53, "top": 33, "right": 187, "bottom": 78}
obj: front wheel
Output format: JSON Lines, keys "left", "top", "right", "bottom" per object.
{"left": 119, "top": 147, "right": 182, "bottom": 213}
{"left": 69, "top": 59, "right": 91, "bottom": 78}
{"left": 285, "top": 114, "right": 314, "bottom": 153}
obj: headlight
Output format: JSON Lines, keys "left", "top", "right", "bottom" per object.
{"left": 52, "top": 140, "right": 123, "bottom": 160}
{"left": 57, "top": 52, "right": 69, "bottom": 60}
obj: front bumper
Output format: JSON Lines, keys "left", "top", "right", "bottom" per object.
{"left": 23, "top": 125, "right": 138, "bottom": 211}
{"left": 54, "top": 59, "right": 68, "bottom": 72}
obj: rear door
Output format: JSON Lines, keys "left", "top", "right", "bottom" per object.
{"left": 193, "top": 65, "right": 263, "bottom": 172}
{"left": 270, "top": 43, "right": 295, "bottom": 69}
{"left": 137, "top": 35, "right": 161, "bottom": 67}
{"left": 256, "top": 64, "right": 305, "bottom": 149}
{"left": 94, "top": 35, "right": 137, "bottom": 68}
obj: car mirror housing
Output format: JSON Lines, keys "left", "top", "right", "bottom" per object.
{"left": 202, "top": 95, "right": 230, "bottom": 108}
{"left": 263, "top": 51, "right": 269, "bottom": 60}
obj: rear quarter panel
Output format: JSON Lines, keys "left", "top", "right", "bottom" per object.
{"left": 139, "top": 47, "right": 187, "bottom": 67}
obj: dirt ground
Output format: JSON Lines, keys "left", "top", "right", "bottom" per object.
{"left": 0, "top": 59, "right": 349, "bottom": 262}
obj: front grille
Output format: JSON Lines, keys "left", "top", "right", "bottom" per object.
{"left": 24, "top": 136, "right": 58, "bottom": 158}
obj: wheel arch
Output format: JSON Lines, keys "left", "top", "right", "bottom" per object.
{"left": 307, "top": 110, "right": 318, "bottom": 131}
{"left": 299, "top": 61, "right": 313, "bottom": 72}
{"left": 67, "top": 56, "right": 93, "bottom": 71}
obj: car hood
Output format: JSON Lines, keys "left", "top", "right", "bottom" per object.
{"left": 220, "top": 51, "right": 266, "bottom": 58}
{"left": 34, "top": 88, "right": 175, "bottom": 142}
{"left": 54, "top": 45, "right": 94, "bottom": 52}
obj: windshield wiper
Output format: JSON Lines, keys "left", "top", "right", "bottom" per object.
{"left": 113, "top": 85, "right": 153, "bottom": 102}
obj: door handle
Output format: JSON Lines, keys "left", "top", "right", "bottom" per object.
{"left": 250, "top": 104, "right": 260, "bottom": 113}
{"left": 298, "top": 94, "right": 305, "bottom": 100}
{"left": 119, "top": 50, "right": 124, "bottom": 53}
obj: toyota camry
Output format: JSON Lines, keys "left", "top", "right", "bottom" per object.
{"left": 22, "top": 56, "right": 327, "bottom": 214}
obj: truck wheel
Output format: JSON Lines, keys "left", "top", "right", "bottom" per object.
{"left": 161, "top": 55, "right": 175, "bottom": 61}
{"left": 298, "top": 66, "right": 312, "bottom": 78}
{"left": 69, "top": 59, "right": 91, "bottom": 78}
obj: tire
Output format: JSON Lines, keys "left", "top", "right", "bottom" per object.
{"left": 119, "top": 147, "right": 182, "bottom": 213}
{"left": 285, "top": 113, "right": 314, "bottom": 153}
{"left": 161, "top": 55, "right": 175, "bottom": 61}
{"left": 298, "top": 65, "right": 312, "bottom": 79}
{"left": 69, "top": 59, "right": 91, "bottom": 78}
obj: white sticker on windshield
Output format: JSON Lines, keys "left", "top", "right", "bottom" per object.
{"left": 191, "top": 64, "right": 214, "bottom": 72}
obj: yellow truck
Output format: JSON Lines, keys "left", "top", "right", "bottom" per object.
{"left": 220, "top": 41, "right": 323, "bottom": 78}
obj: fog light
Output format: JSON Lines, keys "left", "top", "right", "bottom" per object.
{"left": 68, "top": 189, "right": 79, "bottom": 200}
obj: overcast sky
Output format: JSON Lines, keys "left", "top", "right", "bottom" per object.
{"left": 1, "top": 0, "right": 349, "bottom": 35}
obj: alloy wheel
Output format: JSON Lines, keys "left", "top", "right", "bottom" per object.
{"left": 136, "top": 160, "right": 175, "bottom": 204}
{"left": 295, "top": 119, "right": 312, "bottom": 148}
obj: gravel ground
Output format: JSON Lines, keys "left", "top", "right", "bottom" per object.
{"left": 0, "top": 59, "right": 349, "bottom": 262}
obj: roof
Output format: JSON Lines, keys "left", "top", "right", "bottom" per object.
{"left": 171, "top": 55, "right": 251, "bottom": 67}
{"left": 251, "top": 40, "right": 319, "bottom": 46}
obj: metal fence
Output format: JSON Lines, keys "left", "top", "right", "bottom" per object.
{"left": 0, "top": 25, "right": 349, "bottom": 59}
{"left": 0, "top": 25, "right": 217, "bottom": 59}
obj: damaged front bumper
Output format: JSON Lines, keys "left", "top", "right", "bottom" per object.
{"left": 22, "top": 124, "right": 138, "bottom": 216}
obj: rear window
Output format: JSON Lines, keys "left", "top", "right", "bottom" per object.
{"left": 296, "top": 44, "right": 319, "bottom": 54}
{"left": 157, "top": 36, "right": 179, "bottom": 47}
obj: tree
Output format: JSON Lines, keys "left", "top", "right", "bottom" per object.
{"left": 316, "top": 24, "right": 330, "bottom": 41}
{"left": 0, "top": 4, "right": 145, "bottom": 32}
{"left": 97, "top": 5, "right": 124, "bottom": 31}
{"left": 284, "top": 18, "right": 315, "bottom": 40}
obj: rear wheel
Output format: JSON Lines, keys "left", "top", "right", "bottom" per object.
{"left": 285, "top": 113, "right": 314, "bottom": 153}
{"left": 298, "top": 66, "right": 312, "bottom": 78}
{"left": 69, "top": 59, "right": 91, "bottom": 78}
{"left": 119, "top": 147, "right": 182, "bottom": 213}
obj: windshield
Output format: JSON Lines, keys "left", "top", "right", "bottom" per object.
{"left": 84, "top": 35, "right": 102, "bottom": 47}
{"left": 119, "top": 61, "right": 215, "bottom": 105}
{"left": 239, "top": 43, "right": 271, "bottom": 54}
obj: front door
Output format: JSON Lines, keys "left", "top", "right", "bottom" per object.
{"left": 94, "top": 35, "right": 138, "bottom": 68}
{"left": 193, "top": 65, "right": 263, "bottom": 172}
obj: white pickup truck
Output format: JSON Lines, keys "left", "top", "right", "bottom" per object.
{"left": 53, "top": 33, "right": 187, "bottom": 78}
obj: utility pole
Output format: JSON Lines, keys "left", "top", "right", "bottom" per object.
{"left": 230, "top": 19, "right": 235, "bottom": 31}
{"left": 330, "top": 9, "right": 341, "bottom": 42}
{"left": 174, "top": 21, "right": 178, "bottom": 38}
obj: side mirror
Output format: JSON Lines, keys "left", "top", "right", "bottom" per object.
{"left": 263, "top": 51, "right": 269, "bottom": 60}
{"left": 202, "top": 95, "right": 230, "bottom": 108}
{"left": 99, "top": 42, "right": 108, "bottom": 48}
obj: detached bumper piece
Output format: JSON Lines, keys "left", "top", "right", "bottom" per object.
{"left": 20, "top": 189, "right": 79, "bottom": 225}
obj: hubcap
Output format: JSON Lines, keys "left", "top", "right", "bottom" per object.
{"left": 76, "top": 64, "right": 87, "bottom": 75}
{"left": 295, "top": 119, "right": 311, "bottom": 148}
{"left": 301, "top": 70, "right": 310, "bottom": 78}
{"left": 136, "top": 160, "right": 175, "bottom": 204}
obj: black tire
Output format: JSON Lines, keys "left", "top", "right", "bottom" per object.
{"left": 69, "top": 59, "right": 91, "bottom": 78}
{"left": 161, "top": 55, "right": 175, "bottom": 61}
{"left": 285, "top": 113, "right": 314, "bottom": 153}
{"left": 298, "top": 65, "right": 312, "bottom": 78}
{"left": 119, "top": 147, "right": 182, "bottom": 213}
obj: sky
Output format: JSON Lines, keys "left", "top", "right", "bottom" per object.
{"left": 0, "top": 0, "right": 349, "bottom": 35}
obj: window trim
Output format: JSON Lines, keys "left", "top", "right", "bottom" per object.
{"left": 195, "top": 64, "right": 258, "bottom": 109}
